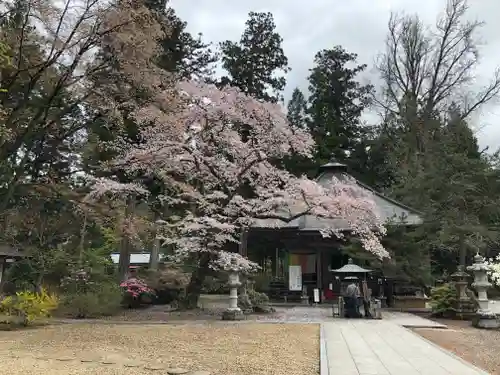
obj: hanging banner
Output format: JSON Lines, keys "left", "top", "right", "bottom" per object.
{"left": 289, "top": 265, "right": 302, "bottom": 291}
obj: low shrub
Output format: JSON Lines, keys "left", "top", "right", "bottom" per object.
{"left": 0, "top": 288, "right": 58, "bottom": 326}
{"left": 201, "top": 275, "right": 229, "bottom": 295}
{"left": 252, "top": 274, "right": 272, "bottom": 293}
{"left": 58, "top": 268, "right": 123, "bottom": 318}
{"left": 238, "top": 289, "right": 274, "bottom": 314}
{"left": 430, "top": 283, "right": 457, "bottom": 318}
{"left": 59, "top": 283, "right": 123, "bottom": 318}
{"left": 248, "top": 289, "right": 269, "bottom": 306}
{"left": 145, "top": 267, "right": 190, "bottom": 305}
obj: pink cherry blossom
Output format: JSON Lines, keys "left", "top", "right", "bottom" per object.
{"left": 85, "top": 177, "right": 149, "bottom": 201}
{"left": 97, "top": 79, "right": 388, "bottom": 272}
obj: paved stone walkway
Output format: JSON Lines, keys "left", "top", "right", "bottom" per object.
{"left": 321, "top": 320, "right": 488, "bottom": 375}
{"left": 260, "top": 307, "right": 446, "bottom": 327}
{"left": 380, "top": 311, "right": 447, "bottom": 328}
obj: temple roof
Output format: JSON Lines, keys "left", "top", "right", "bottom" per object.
{"left": 251, "top": 159, "right": 423, "bottom": 230}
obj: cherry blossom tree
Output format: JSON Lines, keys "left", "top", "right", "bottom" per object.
{"left": 486, "top": 256, "right": 500, "bottom": 287}
{"left": 84, "top": 177, "right": 152, "bottom": 280}
{"left": 85, "top": 1, "right": 387, "bottom": 307}
{"left": 93, "top": 77, "right": 387, "bottom": 307}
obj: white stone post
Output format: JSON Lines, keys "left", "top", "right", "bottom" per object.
{"left": 228, "top": 272, "right": 240, "bottom": 310}
{"left": 222, "top": 258, "right": 244, "bottom": 321}
{"left": 467, "top": 253, "right": 499, "bottom": 329}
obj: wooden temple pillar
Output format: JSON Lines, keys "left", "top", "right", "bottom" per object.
{"left": 316, "top": 249, "right": 322, "bottom": 292}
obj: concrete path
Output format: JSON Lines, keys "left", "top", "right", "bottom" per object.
{"left": 381, "top": 311, "right": 447, "bottom": 328}
{"left": 321, "top": 320, "right": 489, "bottom": 375}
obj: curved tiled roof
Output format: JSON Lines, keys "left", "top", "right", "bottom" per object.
{"left": 251, "top": 160, "right": 423, "bottom": 230}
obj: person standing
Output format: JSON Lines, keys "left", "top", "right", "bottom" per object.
{"left": 344, "top": 277, "right": 361, "bottom": 318}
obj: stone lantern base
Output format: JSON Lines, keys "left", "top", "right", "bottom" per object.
{"left": 472, "top": 311, "right": 499, "bottom": 329}
{"left": 222, "top": 309, "right": 245, "bottom": 321}
{"left": 453, "top": 300, "right": 476, "bottom": 320}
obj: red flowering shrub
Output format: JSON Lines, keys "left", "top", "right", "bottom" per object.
{"left": 120, "top": 278, "right": 156, "bottom": 307}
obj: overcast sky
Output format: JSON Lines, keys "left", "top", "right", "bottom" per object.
{"left": 169, "top": 0, "right": 500, "bottom": 151}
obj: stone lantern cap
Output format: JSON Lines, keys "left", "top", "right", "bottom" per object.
{"left": 467, "top": 253, "right": 491, "bottom": 272}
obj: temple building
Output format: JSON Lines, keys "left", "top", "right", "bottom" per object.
{"left": 244, "top": 160, "right": 423, "bottom": 302}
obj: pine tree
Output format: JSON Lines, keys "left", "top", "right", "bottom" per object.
{"left": 219, "top": 12, "right": 290, "bottom": 103}
{"left": 287, "top": 88, "right": 307, "bottom": 128}
{"left": 145, "top": 0, "right": 218, "bottom": 79}
{"left": 280, "top": 87, "right": 314, "bottom": 177}
{"left": 306, "top": 46, "right": 373, "bottom": 175}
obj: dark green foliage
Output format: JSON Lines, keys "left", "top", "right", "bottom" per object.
{"left": 200, "top": 275, "right": 229, "bottom": 295}
{"left": 219, "top": 11, "right": 289, "bottom": 103}
{"left": 282, "top": 88, "right": 315, "bottom": 177}
{"left": 144, "top": 267, "right": 190, "bottom": 305}
{"left": 248, "top": 289, "right": 269, "bottom": 307}
{"left": 59, "top": 283, "right": 123, "bottom": 319}
{"left": 252, "top": 274, "right": 273, "bottom": 293}
{"left": 387, "top": 114, "right": 500, "bottom": 275}
{"left": 58, "top": 267, "right": 123, "bottom": 318}
{"left": 238, "top": 289, "right": 271, "bottom": 313}
{"left": 283, "top": 46, "right": 373, "bottom": 179}
{"left": 145, "top": 1, "right": 218, "bottom": 79}
{"left": 306, "top": 46, "right": 373, "bottom": 175}
{"left": 287, "top": 88, "right": 308, "bottom": 129}
{"left": 370, "top": 226, "right": 433, "bottom": 287}
{"left": 430, "top": 283, "right": 457, "bottom": 318}
{"left": 366, "top": 0, "right": 500, "bottom": 281}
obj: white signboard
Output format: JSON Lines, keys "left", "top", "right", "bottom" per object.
{"left": 289, "top": 265, "right": 302, "bottom": 291}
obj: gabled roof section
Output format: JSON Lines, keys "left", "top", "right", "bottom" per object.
{"left": 250, "top": 160, "right": 423, "bottom": 230}
{"left": 315, "top": 169, "right": 423, "bottom": 227}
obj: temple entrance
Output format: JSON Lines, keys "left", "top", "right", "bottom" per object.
{"left": 288, "top": 252, "right": 317, "bottom": 287}
{"left": 286, "top": 252, "right": 319, "bottom": 303}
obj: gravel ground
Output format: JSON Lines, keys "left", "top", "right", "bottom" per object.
{"left": 98, "top": 306, "right": 235, "bottom": 321}
{"left": 0, "top": 323, "right": 319, "bottom": 375}
{"left": 413, "top": 321, "right": 500, "bottom": 374}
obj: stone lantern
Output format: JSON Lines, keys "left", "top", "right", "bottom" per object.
{"left": 222, "top": 258, "right": 244, "bottom": 321}
{"left": 451, "top": 266, "right": 469, "bottom": 301}
{"left": 467, "top": 253, "right": 499, "bottom": 329}
{"left": 451, "top": 265, "right": 474, "bottom": 318}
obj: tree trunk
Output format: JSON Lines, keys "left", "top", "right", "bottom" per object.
{"left": 118, "top": 236, "right": 131, "bottom": 281}
{"left": 78, "top": 213, "right": 88, "bottom": 268}
{"left": 184, "top": 254, "right": 210, "bottom": 309}
{"left": 118, "top": 198, "right": 135, "bottom": 281}
{"left": 149, "top": 214, "right": 160, "bottom": 271}
{"left": 34, "top": 273, "right": 43, "bottom": 294}
{"left": 459, "top": 231, "right": 466, "bottom": 269}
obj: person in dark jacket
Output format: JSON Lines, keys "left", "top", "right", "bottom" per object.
{"left": 344, "top": 277, "right": 361, "bottom": 318}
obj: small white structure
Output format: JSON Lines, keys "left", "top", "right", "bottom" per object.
{"left": 110, "top": 253, "right": 166, "bottom": 266}
{"left": 222, "top": 258, "right": 244, "bottom": 320}
{"left": 467, "top": 253, "right": 499, "bottom": 329}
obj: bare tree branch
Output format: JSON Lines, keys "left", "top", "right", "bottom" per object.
{"left": 375, "top": 0, "right": 499, "bottom": 123}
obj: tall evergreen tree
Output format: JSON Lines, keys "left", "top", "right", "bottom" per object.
{"left": 306, "top": 46, "right": 373, "bottom": 176}
{"left": 219, "top": 12, "right": 290, "bottom": 103}
{"left": 386, "top": 112, "right": 500, "bottom": 276}
{"left": 281, "top": 88, "right": 312, "bottom": 177}
{"left": 287, "top": 88, "right": 307, "bottom": 128}
{"left": 145, "top": 0, "right": 218, "bottom": 79}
